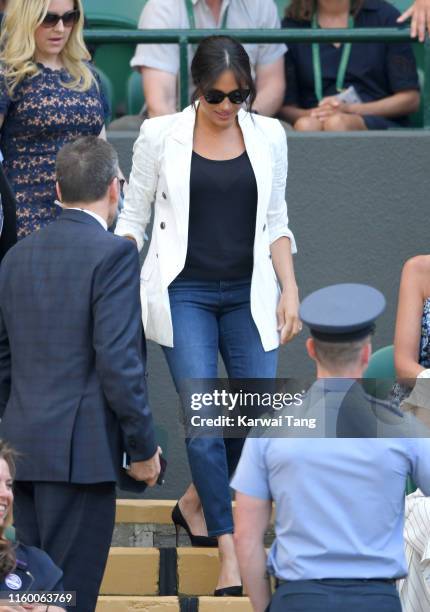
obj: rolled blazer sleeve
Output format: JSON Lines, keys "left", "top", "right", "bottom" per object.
{"left": 267, "top": 122, "right": 297, "bottom": 253}
{"left": 115, "top": 121, "right": 160, "bottom": 252}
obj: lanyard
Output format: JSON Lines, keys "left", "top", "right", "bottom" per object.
{"left": 185, "top": 0, "right": 229, "bottom": 29}
{"left": 311, "top": 13, "right": 353, "bottom": 102}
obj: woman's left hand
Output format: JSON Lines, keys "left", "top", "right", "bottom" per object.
{"left": 276, "top": 289, "right": 302, "bottom": 345}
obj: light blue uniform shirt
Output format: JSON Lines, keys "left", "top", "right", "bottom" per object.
{"left": 231, "top": 380, "right": 430, "bottom": 581}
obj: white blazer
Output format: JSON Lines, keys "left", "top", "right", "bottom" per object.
{"left": 115, "top": 105, "right": 297, "bottom": 351}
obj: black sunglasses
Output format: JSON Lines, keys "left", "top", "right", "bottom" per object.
{"left": 203, "top": 89, "right": 251, "bottom": 105}
{"left": 41, "top": 9, "right": 80, "bottom": 28}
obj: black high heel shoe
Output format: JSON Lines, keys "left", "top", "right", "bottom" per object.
{"left": 171, "top": 502, "right": 218, "bottom": 547}
{"left": 214, "top": 586, "right": 243, "bottom": 597}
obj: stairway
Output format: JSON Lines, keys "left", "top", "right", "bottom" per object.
{"left": 95, "top": 500, "right": 273, "bottom": 611}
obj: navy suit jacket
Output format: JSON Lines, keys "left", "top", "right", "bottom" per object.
{"left": 0, "top": 209, "right": 157, "bottom": 484}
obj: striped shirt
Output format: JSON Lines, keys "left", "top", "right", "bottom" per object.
{"left": 398, "top": 490, "right": 430, "bottom": 612}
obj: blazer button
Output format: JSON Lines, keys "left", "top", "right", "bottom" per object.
{"left": 160, "top": 222, "right": 166, "bottom": 229}
{"left": 162, "top": 192, "right": 167, "bottom": 199}
{"left": 129, "top": 437, "right": 136, "bottom": 449}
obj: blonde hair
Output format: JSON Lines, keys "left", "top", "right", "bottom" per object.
{"left": 0, "top": 0, "right": 95, "bottom": 97}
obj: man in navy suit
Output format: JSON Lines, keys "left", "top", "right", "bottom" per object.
{"left": 0, "top": 136, "right": 161, "bottom": 611}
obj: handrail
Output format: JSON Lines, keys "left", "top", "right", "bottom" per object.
{"left": 84, "top": 28, "right": 430, "bottom": 128}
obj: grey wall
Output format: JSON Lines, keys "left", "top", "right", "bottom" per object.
{"left": 110, "top": 129, "right": 430, "bottom": 499}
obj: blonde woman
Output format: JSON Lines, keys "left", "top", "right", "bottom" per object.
{"left": 0, "top": 0, "right": 109, "bottom": 239}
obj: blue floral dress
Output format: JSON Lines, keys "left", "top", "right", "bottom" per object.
{"left": 0, "top": 63, "right": 108, "bottom": 239}
{"left": 392, "top": 297, "right": 430, "bottom": 402}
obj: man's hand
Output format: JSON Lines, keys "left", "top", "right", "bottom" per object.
{"left": 127, "top": 446, "right": 162, "bottom": 486}
{"left": 398, "top": 0, "right": 430, "bottom": 42}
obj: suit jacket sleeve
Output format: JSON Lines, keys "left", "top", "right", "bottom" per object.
{"left": 92, "top": 237, "right": 157, "bottom": 461}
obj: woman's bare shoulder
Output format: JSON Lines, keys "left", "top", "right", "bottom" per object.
{"left": 402, "top": 254, "right": 430, "bottom": 278}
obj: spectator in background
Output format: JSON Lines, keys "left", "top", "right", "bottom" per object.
{"left": 131, "top": 0, "right": 286, "bottom": 118}
{"left": 0, "top": 440, "right": 65, "bottom": 612}
{"left": 0, "top": 0, "right": 111, "bottom": 240}
{"left": 391, "top": 255, "right": 430, "bottom": 419}
{"left": 280, "top": 0, "right": 420, "bottom": 131}
{"left": 398, "top": 0, "right": 430, "bottom": 41}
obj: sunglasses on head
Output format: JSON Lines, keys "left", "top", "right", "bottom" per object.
{"left": 41, "top": 9, "right": 80, "bottom": 28}
{"left": 203, "top": 89, "right": 251, "bottom": 105}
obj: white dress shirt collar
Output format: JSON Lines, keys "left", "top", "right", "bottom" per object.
{"left": 66, "top": 208, "right": 108, "bottom": 231}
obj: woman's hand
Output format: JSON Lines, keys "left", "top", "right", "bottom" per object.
{"left": 276, "top": 288, "right": 302, "bottom": 345}
{"left": 398, "top": 0, "right": 430, "bottom": 42}
{"left": 310, "top": 97, "right": 350, "bottom": 121}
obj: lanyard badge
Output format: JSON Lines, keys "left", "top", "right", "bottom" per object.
{"left": 311, "top": 13, "right": 354, "bottom": 102}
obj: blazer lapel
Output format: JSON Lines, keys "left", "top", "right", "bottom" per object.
{"left": 164, "top": 106, "right": 196, "bottom": 245}
{"left": 238, "top": 110, "right": 273, "bottom": 233}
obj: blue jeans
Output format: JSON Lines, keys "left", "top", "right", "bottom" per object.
{"left": 163, "top": 278, "right": 278, "bottom": 536}
{"left": 269, "top": 580, "right": 402, "bottom": 612}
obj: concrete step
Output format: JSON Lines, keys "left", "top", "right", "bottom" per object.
{"left": 199, "top": 597, "right": 252, "bottom": 611}
{"left": 96, "top": 596, "right": 180, "bottom": 611}
{"left": 101, "top": 546, "right": 254, "bottom": 597}
{"left": 177, "top": 549, "right": 220, "bottom": 596}
{"left": 96, "top": 597, "right": 252, "bottom": 611}
{"left": 116, "top": 500, "right": 175, "bottom": 524}
{"left": 100, "top": 548, "right": 160, "bottom": 596}
{"left": 115, "top": 500, "right": 275, "bottom": 525}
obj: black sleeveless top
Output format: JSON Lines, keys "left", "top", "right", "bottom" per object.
{"left": 180, "top": 150, "right": 258, "bottom": 280}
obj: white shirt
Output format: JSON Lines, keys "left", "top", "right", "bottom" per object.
{"left": 131, "top": 0, "right": 286, "bottom": 104}
{"left": 398, "top": 489, "right": 430, "bottom": 612}
{"left": 66, "top": 208, "right": 108, "bottom": 231}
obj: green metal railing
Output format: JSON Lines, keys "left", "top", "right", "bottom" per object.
{"left": 84, "top": 28, "right": 430, "bottom": 127}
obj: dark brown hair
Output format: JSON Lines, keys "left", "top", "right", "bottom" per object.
{"left": 286, "top": 0, "right": 364, "bottom": 22}
{"left": 56, "top": 136, "right": 119, "bottom": 204}
{"left": 0, "top": 440, "right": 17, "bottom": 582}
{"left": 191, "top": 35, "right": 256, "bottom": 112}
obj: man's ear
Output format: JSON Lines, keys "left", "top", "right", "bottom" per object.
{"left": 55, "top": 181, "right": 62, "bottom": 202}
{"left": 306, "top": 337, "right": 317, "bottom": 362}
{"left": 108, "top": 177, "right": 119, "bottom": 203}
{"left": 360, "top": 342, "right": 372, "bottom": 370}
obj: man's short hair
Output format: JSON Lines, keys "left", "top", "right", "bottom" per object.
{"left": 56, "top": 136, "right": 119, "bottom": 204}
{"left": 313, "top": 336, "right": 371, "bottom": 371}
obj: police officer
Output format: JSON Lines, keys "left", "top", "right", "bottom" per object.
{"left": 232, "top": 284, "right": 430, "bottom": 612}
{"left": 0, "top": 440, "right": 64, "bottom": 612}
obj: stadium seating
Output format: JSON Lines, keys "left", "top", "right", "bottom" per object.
{"left": 363, "top": 344, "right": 396, "bottom": 399}
{"left": 127, "top": 70, "right": 145, "bottom": 116}
{"left": 86, "top": 0, "right": 425, "bottom": 125}
{"left": 83, "top": 0, "right": 147, "bottom": 118}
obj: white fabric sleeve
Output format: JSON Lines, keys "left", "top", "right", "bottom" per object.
{"left": 130, "top": 0, "right": 181, "bottom": 74}
{"left": 115, "top": 121, "right": 159, "bottom": 251}
{"left": 267, "top": 121, "right": 297, "bottom": 252}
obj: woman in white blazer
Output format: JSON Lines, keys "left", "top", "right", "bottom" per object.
{"left": 116, "top": 36, "right": 300, "bottom": 595}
